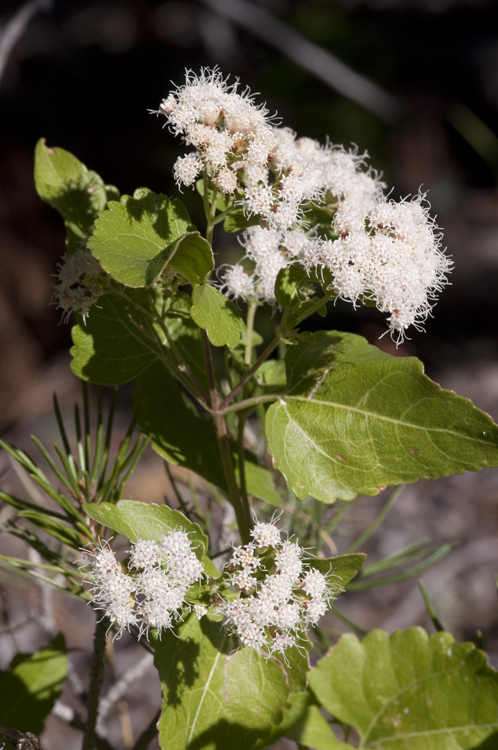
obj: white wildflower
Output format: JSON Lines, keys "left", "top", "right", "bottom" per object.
{"left": 250, "top": 518, "right": 281, "bottom": 548}
{"left": 303, "top": 598, "right": 327, "bottom": 626}
{"left": 54, "top": 249, "right": 106, "bottom": 322}
{"left": 194, "top": 605, "right": 208, "bottom": 619}
{"left": 129, "top": 540, "right": 162, "bottom": 570}
{"left": 156, "top": 68, "right": 452, "bottom": 340}
{"left": 219, "top": 516, "right": 337, "bottom": 655}
{"left": 83, "top": 529, "right": 206, "bottom": 640}
{"left": 212, "top": 166, "right": 238, "bottom": 194}
{"left": 220, "top": 264, "right": 255, "bottom": 301}
{"left": 173, "top": 154, "right": 203, "bottom": 188}
{"left": 301, "top": 569, "right": 328, "bottom": 599}
{"left": 161, "top": 530, "right": 194, "bottom": 559}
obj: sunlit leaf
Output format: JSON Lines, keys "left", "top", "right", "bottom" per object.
{"left": 167, "top": 232, "right": 214, "bottom": 286}
{"left": 88, "top": 189, "right": 196, "bottom": 287}
{"left": 83, "top": 499, "right": 219, "bottom": 577}
{"left": 266, "top": 331, "right": 498, "bottom": 502}
{"left": 309, "top": 628, "right": 498, "bottom": 749}
{"left": 34, "top": 139, "right": 114, "bottom": 254}
{"left": 191, "top": 283, "right": 246, "bottom": 348}
{"left": 155, "top": 614, "right": 308, "bottom": 750}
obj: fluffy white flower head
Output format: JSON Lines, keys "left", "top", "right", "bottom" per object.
{"left": 217, "top": 515, "right": 339, "bottom": 656}
{"left": 83, "top": 528, "right": 206, "bottom": 640}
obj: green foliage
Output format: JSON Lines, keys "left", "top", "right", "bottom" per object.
{"left": 266, "top": 330, "right": 498, "bottom": 502}
{"left": 70, "top": 291, "right": 163, "bottom": 385}
{"left": 83, "top": 499, "right": 219, "bottom": 577}
{"left": 222, "top": 205, "right": 261, "bottom": 233}
{"left": 166, "top": 232, "right": 215, "bottom": 286}
{"left": 155, "top": 614, "right": 308, "bottom": 750}
{"left": 0, "top": 635, "right": 67, "bottom": 735}
{"left": 134, "top": 363, "right": 282, "bottom": 505}
{"left": 308, "top": 553, "right": 366, "bottom": 589}
{"left": 191, "top": 282, "right": 246, "bottom": 348}
{"left": 34, "top": 139, "right": 117, "bottom": 254}
{"left": 26, "top": 124, "right": 498, "bottom": 750}
{"left": 87, "top": 189, "right": 199, "bottom": 287}
{"left": 258, "top": 690, "right": 347, "bottom": 750}
{"left": 133, "top": 362, "right": 226, "bottom": 485}
{"left": 275, "top": 263, "right": 312, "bottom": 308}
{"left": 309, "top": 627, "right": 498, "bottom": 749}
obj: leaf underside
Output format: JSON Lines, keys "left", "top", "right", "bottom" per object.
{"left": 266, "top": 331, "right": 498, "bottom": 503}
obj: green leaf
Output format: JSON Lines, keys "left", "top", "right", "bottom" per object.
{"left": 0, "top": 635, "right": 67, "bottom": 734}
{"left": 309, "top": 627, "right": 498, "bottom": 749}
{"left": 254, "top": 691, "right": 348, "bottom": 749}
{"left": 155, "top": 613, "right": 308, "bottom": 750}
{"left": 83, "top": 499, "right": 220, "bottom": 578}
{"left": 253, "top": 691, "right": 312, "bottom": 749}
{"left": 70, "top": 291, "right": 162, "bottom": 385}
{"left": 287, "top": 703, "right": 349, "bottom": 749}
{"left": 133, "top": 363, "right": 225, "bottom": 487}
{"left": 167, "top": 232, "right": 214, "bottom": 286}
{"left": 308, "top": 553, "right": 366, "bottom": 589}
{"left": 88, "top": 189, "right": 196, "bottom": 287}
{"left": 256, "top": 360, "right": 287, "bottom": 392}
{"left": 34, "top": 140, "right": 113, "bottom": 254}
{"left": 266, "top": 330, "right": 498, "bottom": 502}
{"left": 275, "top": 264, "right": 311, "bottom": 308}
{"left": 84, "top": 499, "right": 207, "bottom": 552}
{"left": 191, "top": 283, "right": 246, "bottom": 348}
{"left": 134, "top": 363, "right": 278, "bottom": 504}
{"left": 242, "top": 462, "right": 284, "bottom": 507}
{"left": 17, "top": 511, "right": 83, "bottom": 549}
{"left": 223, "top": 206, "right": 260, "bottom": 233}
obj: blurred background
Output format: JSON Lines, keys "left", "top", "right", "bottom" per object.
{"left": 1, "top": 0, "right": 498, "bottom": 748}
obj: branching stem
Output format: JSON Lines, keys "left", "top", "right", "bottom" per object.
{"left": 200, "top": 329, "right": 251, "bottom": 543}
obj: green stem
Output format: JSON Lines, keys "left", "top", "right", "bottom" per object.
{"left": 220, "top": 335, "right": 280, "bottom": 410}
{"left": 153, "top": 308, "right": 209, "bottom": 406}
{"left": 202, "top": 172, "right": 220, "bottom": 246}
{"left": 237, "top": 411, "right": 249, "bottom": 522}
{"left": 244, "top": 303, "right": 256, "bottom": 366}
{"left": 419, "top": 580, "right": 445, "bottom": 632}
{"left": 200, "top": 330, "right": 251, "bottom": 543}
{"left": 220, "top": 393, "right": 279, "bottom": 416}
{"left": 83, "top": 616, "right": 108, "bottom": 750}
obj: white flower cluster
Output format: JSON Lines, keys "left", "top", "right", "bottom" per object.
{"left": 54, "top": 249, "right": 107, "bottom": 322}
{"left": 84, "top": 532, "right": 204, "bottom": 639}
{"left": 158, "top": 68, "right": 452, "bottom": 341}
{"left": 214, "top": 518, "right": 338, "bottom": 656}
